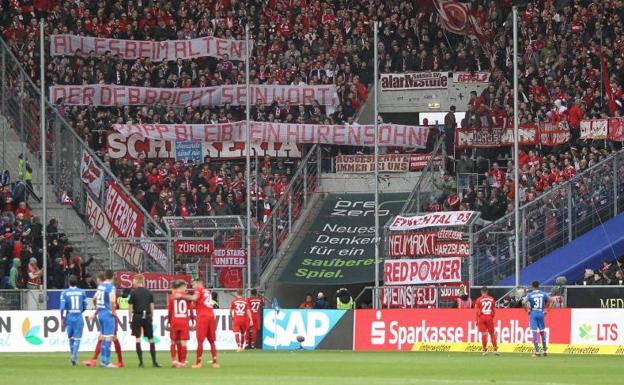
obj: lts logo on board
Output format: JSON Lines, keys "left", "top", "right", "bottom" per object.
{"left": 262, "top": 310, "right": 346, "bottom": 350}
{"left": 572, "top": 310, "right": 624, "bottom": 344}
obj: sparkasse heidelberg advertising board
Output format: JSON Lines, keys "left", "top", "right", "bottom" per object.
{"left": 353, "top": 309, "right": 571, "bottom": 352}
{"left": 0, "top": 310, "right": 237, "bottom": 352}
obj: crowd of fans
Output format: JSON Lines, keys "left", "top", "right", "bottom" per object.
{"left": 0, "top": 154, "right": 94, "bottom": 290}
{"left": 2, "top": 0, "right": 624, "bottom": 290}
{"left": 578, "top": 257, "right": 624, "bottom": 286}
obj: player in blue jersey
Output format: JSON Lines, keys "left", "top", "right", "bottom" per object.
{"left": 60, "top": 275, "right": 87, "bottom": 366}
{"left": 523, "top": 281, "right": 552, "bottom": 357}
{"left": 96, "top": 270, "right": 118, "bottom": 368}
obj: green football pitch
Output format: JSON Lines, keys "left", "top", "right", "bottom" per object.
{"left": 1, "top": 351, "right": 620, "bottom": 385}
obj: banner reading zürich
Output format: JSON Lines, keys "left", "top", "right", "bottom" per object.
{"left": 281, "top": 193, "right": 407, "bottom": 284}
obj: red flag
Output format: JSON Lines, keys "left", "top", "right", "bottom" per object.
{"left": 599, "top": 50, "right": 617, "bottom": 116}
{"left": 432, "top": 0, "right": 486, "bottom": 43}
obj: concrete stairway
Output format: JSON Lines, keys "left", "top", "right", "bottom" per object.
{"left": 1, "top": 115, "right": 122, "bottom": 273}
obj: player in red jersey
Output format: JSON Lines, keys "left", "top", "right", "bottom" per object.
{"left": 230, "top": 290, "right": 253, "bottom": 352}
{"left": 167, "top": 280, "right": 192, "bottom": 368}
{"left": 182, "top": 279, "right": 219, "bottom": 369}
{"left": 83, "top": 272, "right": 124, "bottom": 367}
{"left": 475, "top": 286, "right": 499, "bottom": 355}
{"left": 247, "top": 289, "right": 264, "bottom": 349}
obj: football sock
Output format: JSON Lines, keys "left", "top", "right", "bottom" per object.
{"left": 532, "top": 331, "right": 540, "bottom": 352}
{"left": 170, "top": 343, "right": 177, "bottom": 361}
{"left": 101, "top": 340, "right": 112, "bottom": 365}
{"left": 210, "top": 341, "right": 218, "bottom": 363}
{"left": 179, "top": 345, "right": 187, "bottom": 363}
{"left": 93, "top": 339, "right": 102, "bottom": 360}
{"left": 540, "top": 331, "right": 547, "bottom": 352}
{"left": 490, "top": 332, "right": 498, "bottom": 350}
{"left": 481, "top": 333, "right": 488, "bottom": 351}
{"left": 150, "top": 343, "right": 157, "bottom": 364}
{"left": 196, "top": 342, "right": 203, "bottom": 363}
{"left": 136, "top": 343, "right": 143, "bottom": 365}
{"left": 114, "top": 339, "right": 123, "bottom": 363}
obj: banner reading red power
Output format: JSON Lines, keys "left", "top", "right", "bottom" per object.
{"left": 384, "top": 258, "right": 462, "bottom": 285}
{"left": 104, "top": 182, "right": 143, "bottom": 237}
{"left": 353, "top": 309, "right": 572, "bottom": 351}
{"left": 173, "top": 240, "right": 215, "bottom": 255}
{"left": 115, "top": 272, "right": 191, "bottom": 290}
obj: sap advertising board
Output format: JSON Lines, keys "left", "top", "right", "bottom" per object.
{"left": 262, "top": 309, "right": 353, "bottom": 350}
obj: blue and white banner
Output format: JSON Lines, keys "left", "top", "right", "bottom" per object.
{"left": 175, "top": 141, "right": 203, "bottom": 162}
{"left": 262, "top": 309, "right": 347, "bottom": 350}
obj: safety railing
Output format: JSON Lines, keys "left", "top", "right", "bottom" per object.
{"left": 0, "top": 36, "right": 169, "bottom": 271}
{"left": 257, "top": 145, "right": 320, "bottom": 273}
{"left": 472, "top": 150, "right": 624, "bottom": 286}
{"left": 399, "top": 134, "right": 447, "bottom": 214}
{"left": 0, "top": 290, "right": 24, "bottom": 310}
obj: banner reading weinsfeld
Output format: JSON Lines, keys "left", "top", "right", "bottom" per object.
{"left": 389, "top": 211, "right": 475, "bottom": 231}
{"left": 113, "top": 122, "right": 430, "bottom": 148}
{"left": 115, "top": 272, "right": 191, "bottom": 290}
{"left": 381, "top": 72, "right": 449, "bottom": 91}
{"left": 50, "top": 34, "right": 252, "bottom": 61}
{"left": 104, "top": 182, "right": 143, "bottom": 238}
{"left": 384, "top": 258, "right": 462, "bottom": 285}
{"left": 0, "top": 310, "right": 238, "bottom": 352}
{"left": 49, "top": 84, "right": 337, "bottom": 108}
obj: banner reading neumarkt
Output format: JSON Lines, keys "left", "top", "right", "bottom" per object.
{"left": 280, "top": 193, "right": 407, "bottom": 284}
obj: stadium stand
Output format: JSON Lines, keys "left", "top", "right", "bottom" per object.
{"left": 2, "top": 0, "right": 624, "bottom": 292}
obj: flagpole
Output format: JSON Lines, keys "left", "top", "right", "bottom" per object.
{"left": 512, "top": 7, "right": 521, "bottom": 288}
{"left": 245, "top": 25, "right": 252, "bottom": 294}
{"left": 373, "top": 22, "right": 380, "bottom": 309}
{"left": 40, "top": 19, "right": 48, "bottom": 308}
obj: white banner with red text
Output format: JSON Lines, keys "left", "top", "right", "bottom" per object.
{"left": 580, "top": 119, "right": 608, "bottom": 140}
{"left": 452, "top": 72, "right": 490, "bottom": 83}
{"left": 380, "top": 283, "right": 469, "bottom": 308}
{"left": 106, "top": 132, "right": 302, "bottom": 160}
{"left": 580, "top": 117, "right": 624, "bottom": 141}
{"left": 112, "top": 122, "right": 430, "bottom": 148}
{"left": 388, "top": 211, "right": 476, "bottom": 231}
{"left": 455, "top": 125, "right": 539, "bottom": 148}
{"left": 50, "top": 34, "right": 252, "bottom": 61}
{"left": 387, "top": 231, "right": 469, "bottom": 257}
{"left": 80, "top": 150, "right": 103, "bottom": 197}
{"left": 383, "top": 258, "right": 463, "bottom": 286}
{"left": 49, "top": 84, "right": 338, "bottom": 109}
{"left": 211, "top": 249, "right": 247, "bottom": 268}
{"left": 0, "top": 310, "right": 238, "bottom": 352}
{"left": 381, "top": 72, "right": 449, "bottom": 91}
{"left": 115, "top": 272, "right": 191, "bottom": 290}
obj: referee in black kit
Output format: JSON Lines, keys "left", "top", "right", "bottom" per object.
{"left": 128, "top": 274, "right": 160, "bottom": 367}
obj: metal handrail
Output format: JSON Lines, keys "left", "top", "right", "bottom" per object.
{"left": 400, "top": 133, "right": 446, "bottom": 215}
